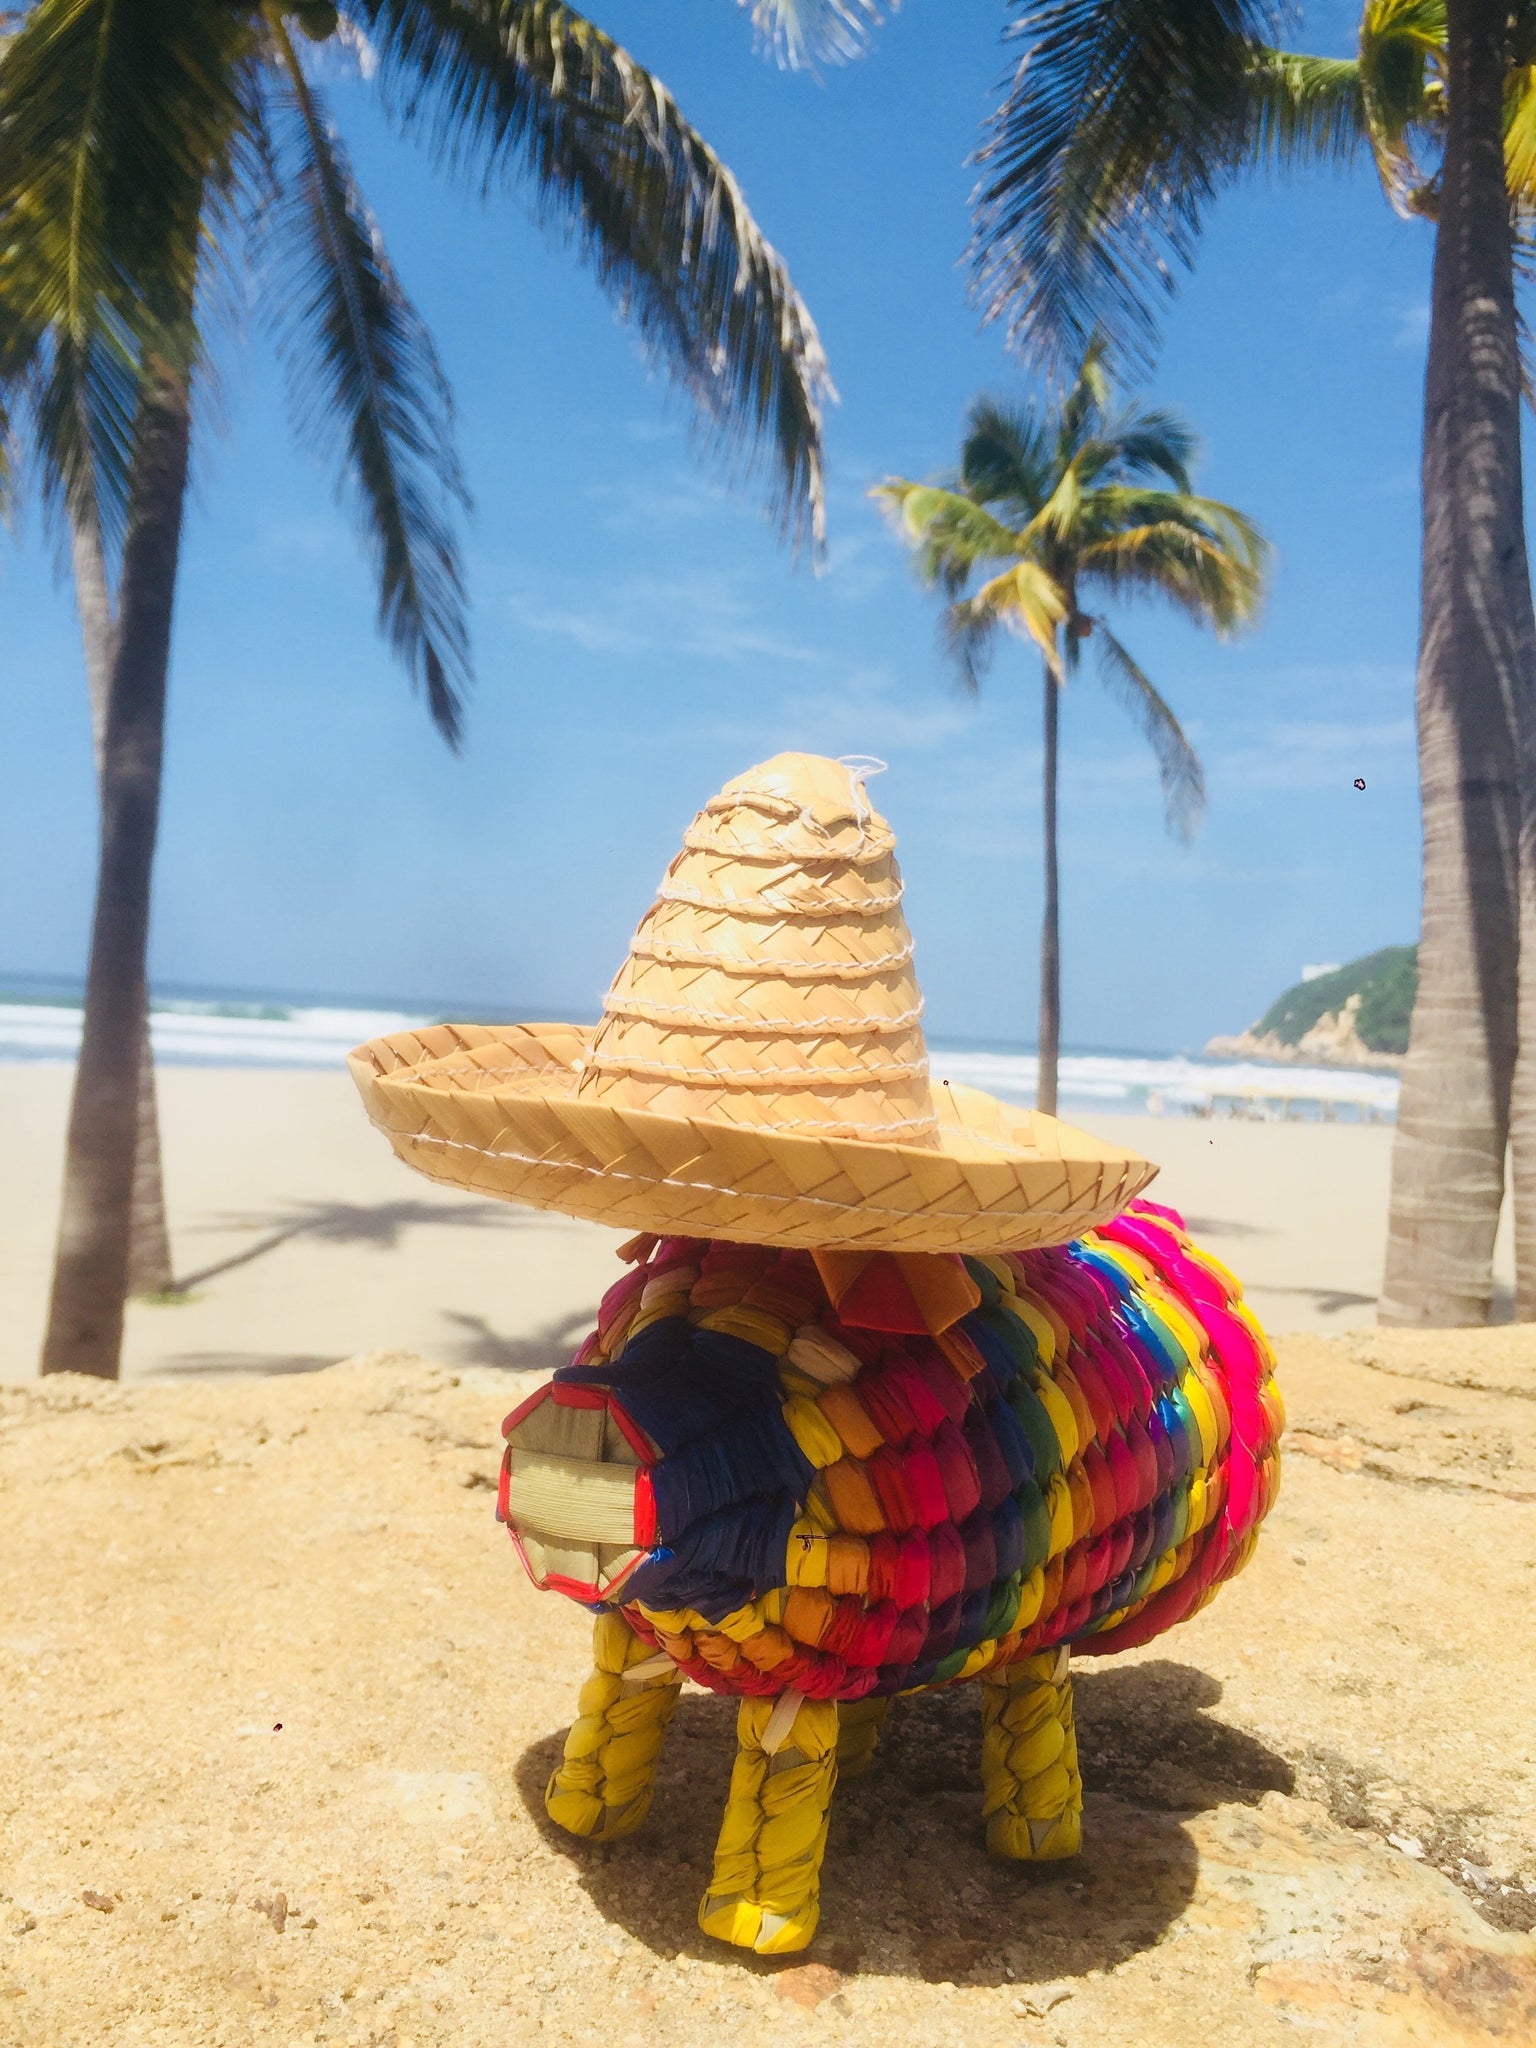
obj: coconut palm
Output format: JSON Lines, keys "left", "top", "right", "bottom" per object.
{"left": 968, "top": 0, "right": 1536, "bottom": 1325}
{"left": 875, "top": 347, "right": 1266, "bottom": 1114}
{"left": 70, "top": 508, "right": 175, "bottom": 1298}
{"left": 1, "top": 0, "right": 871, "bottom": 1380}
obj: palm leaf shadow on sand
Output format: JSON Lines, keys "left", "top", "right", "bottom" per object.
{"left": 439, "top": 1309, "right": 598, "bottom": 1373}
{"left": 153, "top": 1302, "right": 598, "bottom": 1378}
{"left": 168, "top": 1197, "right": 522, "bottom": 1292}
{"left": 511, "top": 1661, "right": 1293, "bottom": 1984}
{"left": 1178, "top": 1215, "right": 1272, "bottom": 1240}
{"left": 153, "top": 1201, "right": 598, "bottom": 1378}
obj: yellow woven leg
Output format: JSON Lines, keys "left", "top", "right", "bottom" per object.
{"left": 545, "top": 1611, "right": 682, "bottom": 1843}
{"left": 980, "top": 1647, "right": 1082, "bottom": 1862}
{"left": 835, "top": 1693, "right": 891, "bottom": 1780}
{"left": 698, "top": 1690, "right": 839, "bottom": 1955}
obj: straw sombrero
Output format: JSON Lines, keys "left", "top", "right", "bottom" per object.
{"left": 348, "top": 753, "right": 1156, "bottom": 1252}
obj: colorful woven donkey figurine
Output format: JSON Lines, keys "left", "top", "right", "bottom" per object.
{"left": 349, "top": 754, "right": 1282, "bottom": 1955}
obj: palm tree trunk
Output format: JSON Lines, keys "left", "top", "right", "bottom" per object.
{"left": 71, "top": 511, "right": 175, "bottom": 1300}
{"left": 1381, "top": 0, "right": 1531, "bottom": 1326}
{"left": 1037, "top": 661, "right": 1061, "bottom": 1118}
{"left": 71, "top": 512, "right": 118, "bottom": 759}
{"left": 41, "top": 368, "right": 191, "bottom": 1377}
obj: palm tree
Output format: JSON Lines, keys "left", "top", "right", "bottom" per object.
{"left": 70, "top": 505, "right": 176, "bottom": 1299}
{"left": 1, "top": 0, "right": 869, "bottom": 1380}
{"left": 875, "top": 347, "right": 1266, "bottom": 1114}
{"left": 967, "top": 0, "right": 1536, "bottom": 1326}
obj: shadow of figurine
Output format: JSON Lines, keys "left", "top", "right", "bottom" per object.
{"left": 510, "top": 1661, "right": 1293, "bottom": 1986}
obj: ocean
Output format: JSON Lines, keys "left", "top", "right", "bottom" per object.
{"left": 0, "top": 979, "right": 1400, "bottom": 1121}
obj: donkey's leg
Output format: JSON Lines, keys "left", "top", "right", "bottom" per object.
{"left": 699, "top": 1690, "right": 839, "bottom": 1955}
{"left": 545, "top": 1609, "right": 682, "bottom": 1843}
{"left": 835, "top": 1694, "right": 892, "bottom": 1779}
{"left": 979, "top": 1647, "right": 1082, "bottom": 1861}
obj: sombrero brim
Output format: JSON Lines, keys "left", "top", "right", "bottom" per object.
{"left": 348, "top": 1022, "right": 1158, "bottom": 1254}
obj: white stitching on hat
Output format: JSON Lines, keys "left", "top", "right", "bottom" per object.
{"left": 653, "top": 881, "right": 904, "bottom": 917}
{"left": 625, "top": 938, "right": 917, "bottom": 980}
{"left": 579, "top": 1050, "right": 931, "bottom": 1087}
{"left": 597, "top": 996, "right": 926, "bottom": 1036}
{"left": 369, "top": 1121, "right": 1081, "bottom": 1213}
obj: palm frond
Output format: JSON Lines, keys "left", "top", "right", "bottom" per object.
{"left": 737, "top": 0, "right": 889, "bottom": 69}
{"left": 940, "top": 593, "right": 1004, "bottom": 695}
{"left": 357, "top": 0, "right": 830, "bottom": 549}
{"left": 1507, "top": 61, "right": 1536, "bottom": 207}
{"left": 25, "top": 329, "right": 140, "bottom": 564}
{"left": 0, "top": 0, "right": 253, "bottom": 535}
{"left": 1058, "top": 332, "right": 1110, "bottom": 443}
{"left": 1358, "top": 0, "right": 1444, "bottom": 216}
{"left": 969, "top": 2, "right": 1345, "bottom": 373}
{"left": 1076, "top": 494, "right": 1267, "bottom": 631}
{"left": 1092, "top": 621, "right": 1206, "bottom": 838}
{"left": 265, "top": 30, "right": 471, "bottom": 744}
{"left": 958, "top": 396, "right": 1054, "bottom": 516}
{"left": 1099, "top": 403, "right": 1196, "bottom": 490}
{"left": 871, "top": 478, "right": 1026, "bottom": 599}
{"left": 945, "top": 560, "right": 1067, "bottom": 687}
{"left": 1021, "top": 454, "right": 1084, "bottom": 545}
{"left": 1244, "top": 50, "right": 1366, "bottom": 168}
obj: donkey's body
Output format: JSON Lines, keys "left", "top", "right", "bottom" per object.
{"left": 502, "top": 1199, "right": 1281, "bottom": 1952}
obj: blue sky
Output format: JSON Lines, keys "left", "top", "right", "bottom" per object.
{"left": 1, "top": 1, "right": 1431, "bottom": 1051}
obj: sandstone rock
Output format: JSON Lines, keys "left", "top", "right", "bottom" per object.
{"left": 775, "top": 1962, "right": 844, "bottom": 2008}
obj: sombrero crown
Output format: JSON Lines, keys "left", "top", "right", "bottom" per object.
{"left": 349, "top": 753, "right": 1154, "bottom": 1251}
{"left": 580, "top": 752, "right": 935, "bottom": 1143}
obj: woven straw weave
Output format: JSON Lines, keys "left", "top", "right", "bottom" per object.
{"left": 348, "top": 754, "right": 1156, "bottom": 1253}
{"left": 586, "top": 754, "right": 938, "bottom": 1139}
{"left": 554, "top": 1207, "right": 1284, "bottom": 1695}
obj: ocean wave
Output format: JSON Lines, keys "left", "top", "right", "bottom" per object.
{"left": 0, "top": 1001, "right": 1400, "bottom": 1117}
{"left": 931, "top": 1047, "right": 1398, "bottom": 1118}
{"left": 0, "top": 1002, "right": 434, "bottom": 1069}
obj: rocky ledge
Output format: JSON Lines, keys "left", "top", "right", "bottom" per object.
{"left": 1207, "top": 991, "right": 1404, "bottom": 1071}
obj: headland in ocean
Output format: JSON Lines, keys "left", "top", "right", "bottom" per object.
{"left": 0, "top": 974, "right": 1399, "bottom": 1120}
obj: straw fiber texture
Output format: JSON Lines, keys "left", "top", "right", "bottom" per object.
{"left": 501, "top": 1204, "right": 1282, "bottom": 1698}
{"left": 507, "top": 1205, "right": 1281, "bottom": 1953}
{"left": 348, "top": 754, "right": 1154, "bottom": 1253}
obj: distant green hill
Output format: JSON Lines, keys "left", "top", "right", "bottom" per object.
{"left": 1255, "top": 946, "right": 1417, "bottom": 1056}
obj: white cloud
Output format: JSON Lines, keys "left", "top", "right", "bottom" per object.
{"left": 1210, "top": 715, "right": 1415, "bottom": 791}
{"left": 714, "top": 663, "right": 979, "bottom": 755}
{"left": 1392, "top": 299, "right": 1431, "bottom": 349}
{"left": 246, "top": 515, "right": 352, "bottom": 567}
{"left": 506, "top": 565, "right": 828, "bottom": 668}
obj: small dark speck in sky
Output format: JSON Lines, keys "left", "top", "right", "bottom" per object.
{"left": 1354, "top": 778, "right": 1367, "bottom": 790}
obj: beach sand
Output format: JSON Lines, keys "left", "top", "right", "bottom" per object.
{"left": 5, "top": 1068, "right": 1536, "bottom": 2043}
{"left": 1, "top": 1066, "right": 1517, "bottom": 1385}
{"left": 2, "top": 1335, "right": 1533, "bottom": 2046}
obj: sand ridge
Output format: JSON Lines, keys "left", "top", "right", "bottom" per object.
{"left": 2, "top": 1331, "right": 1534, "bottom": 2047}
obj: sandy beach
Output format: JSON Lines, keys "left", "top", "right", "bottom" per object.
{"left": 2, "top": 1333, "right": 1533, "bottom": 2047}
{"left": 5, "top": 1066, "right": 1536, "bottom": 2044}
{"left": 4, "top": 1065, "right": 1505, "bottom": 1386}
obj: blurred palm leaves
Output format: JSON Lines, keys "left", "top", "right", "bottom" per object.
{"left": 0, "top": 0, "right": 844, "bottom": 741}
{"left": 969, "top": 0, "right": 1536, "bottom": 373}
{"left": 874, "top": 343, "right": 1266, "bottom": 838}
{"left": 875, "top": 347, "right": 1265, "bottom": 1111}
{"left": 5, "top": 0, "right": 866, "bottom": 1383}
